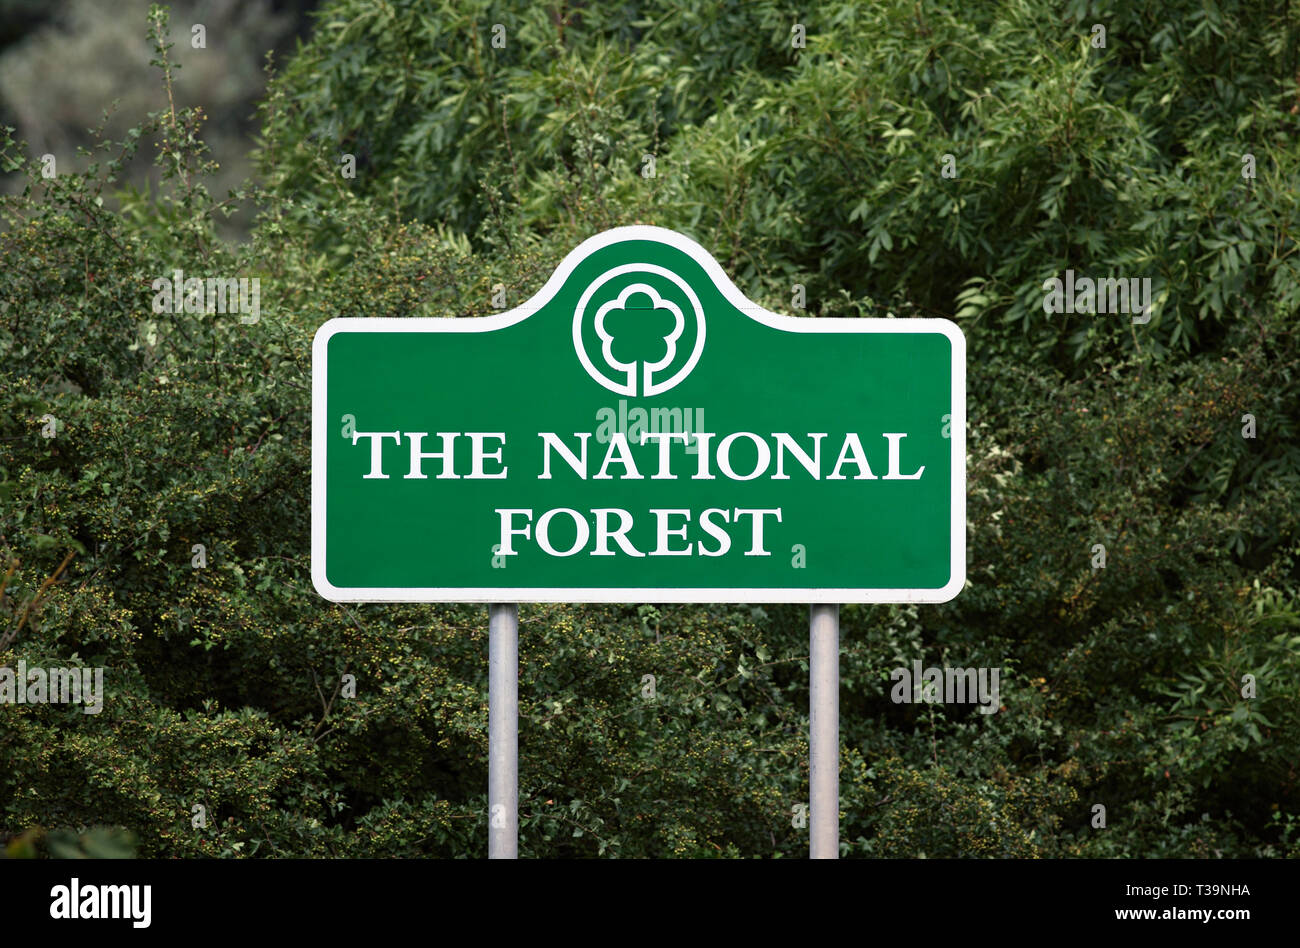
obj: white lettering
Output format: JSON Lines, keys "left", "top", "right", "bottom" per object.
{"left": 651, "top": 509, "right": 692, "bottom": 555}
{"left": 883, "top": 433, "right": 924, "bottom": 480}
{"left": 773, "top": 432, "right": 826, "bottom": 479}
{"left": 352, "top": 430, "right": 400, "bottom": 478}
{"left": 538, "top": 432, "right": 589, "bottom": 479}
{"left": 496, "top": 508, "right": 533, "bottom": 555}
{"left": 717, "top": 432, "right": 771, "bottom": 481}
{"left": 641, "top": 431, "right": 690, "bottom": 479}
{"left": 734, "top": 508, "right": 782, "bottom": 556}
{"left": 468, "top": 433, "right": 507, "bottom": 478}
{"left": 827, "top": 433, "right": 877, "bottom": 480}
{"left": 536, "top": 508, "right": 589, "bottom": 556}
{"left": 594, "top": 433, "right": 643, "bottom": 480}
{"left": 404, "top": 432, "right": 459, "bottom": 479}
{"left": 698, "top": 507, "right": 732, "bottom": 557}
{"left": 592, "top": 508, "right": 643, "bottom": 557}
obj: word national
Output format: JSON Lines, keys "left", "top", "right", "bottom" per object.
{"left": 889, "top": 661, "right": 1000, "bottom": 714}
{"left": 49, "top": 878, "right": 151, "bottom": 928}
{"left": 0, "top": 662, "right": 104, "bottom": 714}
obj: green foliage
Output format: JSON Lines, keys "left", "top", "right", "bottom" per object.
{"left": 1, "top": 0, "right": 1297, "bottom": 858}
{"left": 2, "top": 825, "right": 138, "bottom": 859}
{"left": 0, "top": 0, "right": 298, "bottom": 239}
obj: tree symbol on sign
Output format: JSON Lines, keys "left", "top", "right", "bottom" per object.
{"left": 594, "top": 284, "right": 685, "bottom": 397}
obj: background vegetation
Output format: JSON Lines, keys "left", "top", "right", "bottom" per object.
{"left": 1, "top": 0, "right": 1298, "bottom": 857}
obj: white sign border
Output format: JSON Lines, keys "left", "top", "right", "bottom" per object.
{"left": 312, "top": 225, "right": 966, "bottom": 604}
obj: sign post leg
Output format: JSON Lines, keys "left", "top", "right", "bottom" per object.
{"left": 489, "top": 602, "right": 519, "bottom": 859}
{"left": 809, "top": 603, "right": 840, "bottom": 859}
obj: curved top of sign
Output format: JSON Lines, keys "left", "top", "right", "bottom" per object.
{"left": 316, "top": 223, "right": 966, "bottom": 337}
{"left": 312, "top": 225, "right": 965, "bottom": 604}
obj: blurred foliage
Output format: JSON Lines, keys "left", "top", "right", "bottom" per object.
{"left": 0, "top": 0, "right": 1298, "bottom": 858}
{"left": 0, "top": 0, "right": 309, "bottom": 238}
{"left": 1, "top": 825, "right": 139, "bottom": 859}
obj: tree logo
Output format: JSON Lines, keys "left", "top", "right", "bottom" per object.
{"left": 573, "top": 264, "right": 705, "bottom": 396}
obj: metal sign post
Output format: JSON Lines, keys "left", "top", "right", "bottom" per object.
{"left": 488, "top": 602, "right": 518, "bottom": 858}
{"left": 311, "top": 225, "right": 966, "bottom": 859}
{"left": 809, "top": 603, "right": 839, "bottom": 858}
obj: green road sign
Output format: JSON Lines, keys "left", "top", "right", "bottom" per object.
{"left": 312, "top": 226, "right": 965, "bottom": 603}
